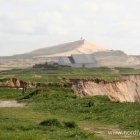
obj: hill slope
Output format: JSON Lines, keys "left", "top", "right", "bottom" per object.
{"left": 29, "top": 39, "right": 107, "bottom": 57}
{"left": 93, "top": 50, "right": 140, "bottom": 67}
{"left": 0, "top": 39, "right": 139, "bottom": 70}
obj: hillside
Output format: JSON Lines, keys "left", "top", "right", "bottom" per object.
{"left": 0, "top": 67, "right": 140, "bottom": 139}
{"left": 0, "top": 39, "right": 106, "bottom": 60}
{"left": 0, "top": 39, "right": 139, "bottom": 70}
{"left": 93, "top": 50, "right": 140, "bottom": 68}
{"left": 29, "top": 39, "right": 107, "bottom": 57}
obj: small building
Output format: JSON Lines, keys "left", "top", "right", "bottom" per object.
{"left": 58, "top": 54, "right": 97, "bottom": 68}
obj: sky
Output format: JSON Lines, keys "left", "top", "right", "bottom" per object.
{"left": 0, "top": 0, "right": 140, "bottom": 56}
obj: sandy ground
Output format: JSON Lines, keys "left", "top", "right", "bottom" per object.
{"left": 0, "top": 100, "right": 25, "bottom": 108}
{"left": 35, "top": 40, "right": 108, "bottom": 57}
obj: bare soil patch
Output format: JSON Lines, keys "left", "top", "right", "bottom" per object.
{"left": 0, "top": 100, "right": 25, "bottom": 108}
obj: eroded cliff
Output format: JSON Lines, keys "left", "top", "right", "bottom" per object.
{"left": 71, "top": 75, "right": 140, "bottom": 102}
{"left": 4, "top": 75, "right": 140, "bottom": 102}
{"left": 4, "top": 78, "right": 71, "bottom": 88}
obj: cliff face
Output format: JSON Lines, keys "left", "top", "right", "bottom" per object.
{"left": 71, "top": 75, "right": 140, "bottom": 102}
{"left": 4, "top": 75, "right": 140, "bottom": 102}
{"left": 4, "top": 78, "right": 71, "bottom": 88}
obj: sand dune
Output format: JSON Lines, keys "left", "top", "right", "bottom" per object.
{"left": 0, "top": 39, "right": 139, "bottom": 69}
{"left": 31, "top": 39, "right": 107, "bottom": 57}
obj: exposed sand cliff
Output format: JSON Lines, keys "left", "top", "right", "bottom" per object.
{"left": 71, "top": 75, "right": 140, "bottom": 102}
{"left": 4, "top": 75, "right": 140, "bottom": 102}
{"left": 4, "top": 78, "right": 71, "bottom": 88}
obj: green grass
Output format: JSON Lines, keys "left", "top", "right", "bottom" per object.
{"left": 19, "top": 87, "right": 140, "bottom": 131}
{"left": 0, "top": 67, "right": 121, "bottom": 83}
{"left": 0, "top": 87, "right": 103, "bottom": 140}
{"left": 0, "top": 67, "right": 139, "bottom": 83}
{"left": 0, "top": 67, "right": 140, "bottom": 139}
{"left": 40, "top": 118, "right": 62, "bottom": 127}
{"left": 0, "top": 87, "right": 140, "bottom": 139}
{"left": 0, "top": 88, "right": 22, "bottom": 100}
{"left": 63, "top": 121, "right": 78, "bottom": 128}
{"left": 115, "top": 67, "right": 140, "bottom": 74}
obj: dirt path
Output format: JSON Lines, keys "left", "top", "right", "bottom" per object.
{"left": 0, "top": 100, "right": 25, "bottom": 108}
{"left": 82, "top": 125, "right": 136, "bottom": 140}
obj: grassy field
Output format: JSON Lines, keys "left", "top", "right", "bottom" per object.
{"left": 0, "top": 88, "right": 22, "bottom": 100}
{"left": 0, "top": 88, "right": 102, "bottom": 140}
{"left": 0, "top": 67, "right": 140, "bottom": 139}
{"left": 115, "top": 67, "right": 140, "bottom": 74}
{"left": 0, "top": 87, "right": 140, "bottom": 139}
{"left": 0, "top": 67, "right": 121, "bottom": 83}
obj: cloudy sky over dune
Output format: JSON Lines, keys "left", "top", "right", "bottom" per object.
{"left": 0, "top": 0, "right": 140, "bottom": 56}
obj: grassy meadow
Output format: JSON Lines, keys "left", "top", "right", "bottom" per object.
{"left": 0, "top": 67, "right": 122, "bottom": 83}
{"left": 0, "top": 67, "right": 140, "bottom": 140}
{"left": 115, "top": 67, "right": 140, "bottom": 74}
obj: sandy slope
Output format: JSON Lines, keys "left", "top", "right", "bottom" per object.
{"left": 31, "top": 39, "right": 107, "bottom": 57}
{"left": 0, "top": 39, "right": 139, "bottom": 69}
{"left": 71, "top": 75, "right": 140, "bottom": 102}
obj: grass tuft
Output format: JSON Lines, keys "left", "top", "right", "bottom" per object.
{"left": 40, "top": 118, "right": 62, "bottom": 127}
{"left": 64, "top": 121, "right": 77, "bottom": 128}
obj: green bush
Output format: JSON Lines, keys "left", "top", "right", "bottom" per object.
{"left": 40, "top": 118, "right": 61, "bottom": 127}
{"left": 64, "top": 121, "right": 77, "bottom": 128}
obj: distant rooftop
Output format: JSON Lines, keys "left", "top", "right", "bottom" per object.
{"left": 60, "top": 54, "right": 97, "bottom": 64}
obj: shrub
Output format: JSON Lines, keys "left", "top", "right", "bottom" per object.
{"left": 40, "top": 119, "right": 61, "bottom": 127}
{"left": 64, "top": 121, "right": 77, "bottom": 128}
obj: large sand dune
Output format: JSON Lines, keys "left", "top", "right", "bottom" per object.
{"left": 30, "top": 39, "right": 107, "bottom": 57}
{"left": 0, "top": 39, "right": 139, "bottom": 69}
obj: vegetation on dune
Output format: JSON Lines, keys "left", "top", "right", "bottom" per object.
{"left": 0, "top": 86, "right": 101, "bottom": 140}
{"left": 0, "top": 88, "right": 22, "bottom": 100}
{"left": 0, "top": 67, "right": 121, "bottom": 83}
{"left": 18, "top": 88, "right": 140, "bottom": 131}
{"left": 0, "top": 87, "right": 139, "bottom": 139}
{"left": 115, "top": 67, "right": 140, "bottom": 74}
{"left": 0, "top": 67, "right": 140, "bottom": 139}
{"left": 40, "top": 118, "right": 62, "bottom": 127}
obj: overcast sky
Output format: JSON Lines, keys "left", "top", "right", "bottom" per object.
{"left": 0, "top": 0, "right": 140, "bottom": 56}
